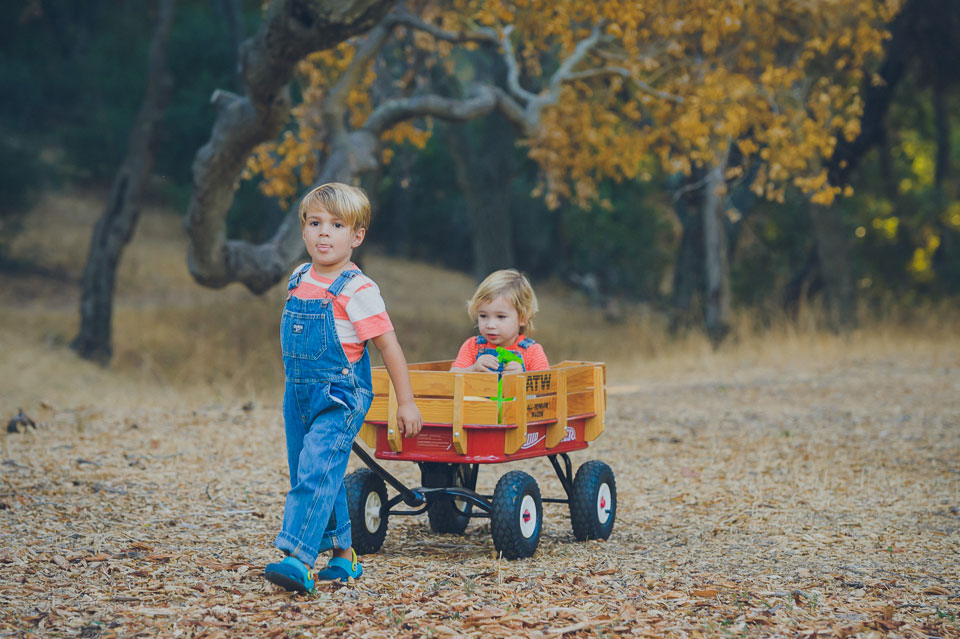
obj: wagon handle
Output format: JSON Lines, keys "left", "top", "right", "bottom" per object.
{"left": 351, "top": 442, "right": 425, "bottom": 507}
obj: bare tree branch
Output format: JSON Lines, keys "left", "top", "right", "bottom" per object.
{"left": 486, "top": 25, "right": 540, "bottom": 105}
{"left": 363, "top": 86, "right": 498, "bottom": 133}
{"left": 391, "top": 8, "right": 497, "bottom": 45}
{"left": 546, "top": 22, "right": 608, "bottom": 95}
{"left": 326, "top": 11, "right": 402, "bottom": 139}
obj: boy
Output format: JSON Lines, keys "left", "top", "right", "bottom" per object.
{"left": 265, "top": 183, "right": 422, "bottom": 593}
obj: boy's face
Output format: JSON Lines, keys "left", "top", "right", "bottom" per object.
{"left": 476, "top": 295, "right": 523, "bottom": 347}
{"left": 301, "top": 206, "right": 365, "bottom": 276}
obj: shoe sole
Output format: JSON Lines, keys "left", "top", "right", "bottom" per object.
{"left": 265, "top": 569, "right": 312, "bottom": 593}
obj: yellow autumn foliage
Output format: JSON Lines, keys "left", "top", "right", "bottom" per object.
{"left": 243, "top": 0, "right": 901, "bottom": 209}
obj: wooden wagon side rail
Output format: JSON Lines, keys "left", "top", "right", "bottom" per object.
{"left": 360, "top": 361, "right": 605, "bottom": 457}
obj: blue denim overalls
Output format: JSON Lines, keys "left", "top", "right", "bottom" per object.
{"left": 274, "top": 266, "right": 374, "bottom": 567}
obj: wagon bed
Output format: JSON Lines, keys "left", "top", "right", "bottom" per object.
{"left": 359, "top": 360, "right": 606, "bottom": 463}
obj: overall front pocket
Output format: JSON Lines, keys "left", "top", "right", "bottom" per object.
{"left": 281, "top": 310, "right": 328, "bottom": 360}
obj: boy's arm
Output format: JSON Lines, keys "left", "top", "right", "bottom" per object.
{"left": 371, "top": 331, "right": 423, "bottom": 437}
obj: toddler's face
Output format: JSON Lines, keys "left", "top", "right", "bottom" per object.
{"left": 476, "top": 295, "right": 522, "bottom": 347}
{"left": 302, "top": 206, "right": 364, "bottom": 275}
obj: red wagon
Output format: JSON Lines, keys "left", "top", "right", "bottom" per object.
{"left": 346, "top": 360, "right": 616, "bottom": 559}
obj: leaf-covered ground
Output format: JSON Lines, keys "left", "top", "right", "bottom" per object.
{"left": 2, "top": 346, "right": 958, "bottom": 638}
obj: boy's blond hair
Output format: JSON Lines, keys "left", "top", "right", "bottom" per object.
{"left": 298, "top": 182, "right": 371, "bottom": 230}
{"left": 467, "top": 269, "right": 540, "bottom": 333}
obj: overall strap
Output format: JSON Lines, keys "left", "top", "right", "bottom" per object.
{"left": 327, "top": 269, "right": 361, "bottom": 298}
{"left": 517, "top": 337, "right": 536, "bottom": 349}
{"left": 476, "top": 335, "right": 488, "bottom": 346}
{"left": 287, "top": 264, "right": 311, "bottom": 291}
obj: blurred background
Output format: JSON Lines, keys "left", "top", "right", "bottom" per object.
{"left": 1, "top": 0, "right": 957, "bottom": 408}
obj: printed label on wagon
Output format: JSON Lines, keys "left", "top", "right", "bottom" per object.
{"left": 525, "top": 373, "right": 553, "bottom": 393}
{"left": 521, "top": 432, "right": 546, "bottom": 450}
{"left": 561, "top": 426, "right": 576, "bottom": 443}
{"left": 417, "top": 432, "right": 451, "bottom": 449}
{"left": 528, "top": 400, "right": 550, "bottom": 419}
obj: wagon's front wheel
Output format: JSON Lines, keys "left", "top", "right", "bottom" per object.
{"left": 345, "top": 468, "right": 388, "bottom": 555}
{"left": 569, "top": 460, "right": 616, "bottom": 541}
{"left": 490, "top": 471, "right": 542, "bottom": 560}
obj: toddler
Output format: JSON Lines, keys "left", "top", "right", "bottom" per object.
{"left": 264, "top": 183, "right": 422, "bottom": 593}
{"left": 450, "top": 269, "right": 549, "bottom": 373}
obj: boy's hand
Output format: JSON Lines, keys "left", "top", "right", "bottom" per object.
{"left": 473, "top": 354, "right": 499, "bottom": 372}
{"left": 397, "top": 401, "right": 423, "bottom": 438}
{"left": 502, "top": 360, "right": 523, "bottom": 373}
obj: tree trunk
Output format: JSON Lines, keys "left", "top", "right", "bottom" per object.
{"left": 184, "top": 0, "right": 399, "bottom": 293}
{"left": 71, "top": 0, "right": 176, "bottom": 363}
{"left": 809, "top": 203, "right": 857, "bottom": 332}
{"left": 669, "top": 187, "right": 704, "bottom": 333}
{"left": 783, "top": 248, "right": 823, "bottom": 317}
{"left": 702, "top": 161, "right": 732, "bottom": 345}
{"left": 445, "top": 117, "right": 516, "bottom": 279}
{"left": 931, "top": 62, "right": 954, "bottom": 277}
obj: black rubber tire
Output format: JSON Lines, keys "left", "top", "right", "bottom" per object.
{"left": 344, "top": 468, "right": 388, "bottom": 555}
{"left": 569, "top": 460, "right": 616, "bottom": 541}
{"left": 490, "top": 471, "right": 542, "bottom": 560}
{"left": 421, "top": 463, "right": 472, "bottom": 534}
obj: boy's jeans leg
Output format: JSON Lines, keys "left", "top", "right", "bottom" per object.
{"left": 275, "top": 387, "right": 355, "bottom": 567}
{"left": 281, "top": 384, "right": 307, "bottom": 488}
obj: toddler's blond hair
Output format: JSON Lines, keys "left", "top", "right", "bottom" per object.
{"left": 467, "top": 269, "right": 540, "bottom": 333}
{"left": 298, "top": 182, "right": 371, "bottom": 230}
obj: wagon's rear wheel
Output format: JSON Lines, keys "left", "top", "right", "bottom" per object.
{"left": 345, "top": 468, "right": 388, "bottom": 555}
{"left": 490, "top": 471, "right": 542, "bottom": 560}
{"left": 420, "top": 462, "right": 473, "bottom": 534}
{"left": 569, "top": 460, "right": 616, "bottom": 541}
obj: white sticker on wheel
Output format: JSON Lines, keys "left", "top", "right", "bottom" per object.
{"left": 597, "top": 483, "right": 611, "bottom": 525}
{"left": 519, "top": 494, "right": 538, "bottom": 538}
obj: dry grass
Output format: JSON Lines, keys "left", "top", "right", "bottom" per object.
{"left": 1, "top": 190, "right": 959, "bottom": 638}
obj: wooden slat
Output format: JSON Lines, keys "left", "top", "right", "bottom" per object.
{"left": 564, "top": 365, "right": 601, "bottom": 392}
{"left": 387, "top": 379, "right": 402, "bottom": 452}
{"left": 407, "top": 360, "right": 455, "bottom": 371}
{"left": 371, "top": 368, "right": 390, "bottom": 395}
{"left": 366, "top": 396, "right": 500, "bottom": 425}
{"left": 504, "top": 374, "right": 528, "bottom": 454}
{"left": 409, "top": 371, "right": 501, "bottom": 397}
{"left": 358, "top": 423, "right": 377, "bottom": 448}
{"left": 497, "top": 371, "right": 567, "bottom": 397}
{"left": 546, "top": 369, "right": 567, "bottom": 447}
{"left": 523, "top": 395, "right": 556, "bottom": 422}
{"left": 501, "top": 390, "right": 594, "bottom": 423}
{"left": 372, "top": 368, "right": 500, "bottom": 397}
{"left": 584, "top": 365, "right": 606, "bottom": 441}
{"left": 567, "top": 390, "right": 596, "bottom": 416}
{"left": 452, "top": 374, "right": 466, "bottom": 454}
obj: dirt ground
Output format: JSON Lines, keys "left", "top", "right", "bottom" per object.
{"left": 1, "top": 192, "right": 959, "bottom": 637}
{"left": 2, "top": 346, "right": 958, "bottom": 638}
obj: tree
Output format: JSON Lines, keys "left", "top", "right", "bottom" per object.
{"left": 71, "top": 0, "right": 176, "bottom": 362}
{"left": 188, "top": 0, "right": 899, "bottom": 311}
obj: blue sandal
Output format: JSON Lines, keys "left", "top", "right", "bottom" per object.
{"left": 315, "top": 548, "right": 363, "bottom": 582}
{"left": 264, "top": 556, "right": 315, "bottom": 593}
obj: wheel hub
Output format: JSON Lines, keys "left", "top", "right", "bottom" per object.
{"left": 519, "top": 494, "right": 538, "bottom": 538}
{"left": 597, "top": 483, "right": 611, "bottom": 525}
{"left": 364, "top": 492, "right": 382, "bottom": 532}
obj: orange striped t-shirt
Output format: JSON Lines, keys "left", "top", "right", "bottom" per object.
{"left": 288, "top": 263, "right": 393, "bottom": 362}
{"left": 451, "top": 335, "right": 550, "bottom": 371}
